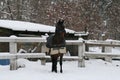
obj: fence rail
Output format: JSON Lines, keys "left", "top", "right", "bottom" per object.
{"left": 0, "top": 53, "right": 46, "bottom": 59}
{"left": 85, "top": 40, "right": 120, "bottom": 47}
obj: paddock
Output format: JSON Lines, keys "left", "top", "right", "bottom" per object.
{"left": 0, "top": 37, "right": 120, "bottom": 70}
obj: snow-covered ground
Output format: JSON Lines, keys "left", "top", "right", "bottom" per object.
{"left": 0, "top": 47, "right": 120, "bottom": 80}
{"left": 0, "top": 59, "right": 120, "bottom": 80}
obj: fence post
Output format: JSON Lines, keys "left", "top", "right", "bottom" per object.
{"left": 41, "top": 43, "right": 46, "bottom": 65}
{"left": 9, "top": 41, "right": 17, "bottom": 70}
{"left": 104, "top": 46, "right": 112, "bottom": 62}
{"left": 78, "top": 41, "right": 85, "bottom": 67}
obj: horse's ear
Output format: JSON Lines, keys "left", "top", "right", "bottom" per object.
{"left": 61, "top": 20, "right": 64, "bottom": 23}
{"left": 55, "top": 19, "right": 65, "bottom": 31}
{"left": 58, "top": 19, "right": 64, "bottom": 24}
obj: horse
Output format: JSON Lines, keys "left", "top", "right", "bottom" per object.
{"left": 46, "top": 19, "right": 66, "bottom": 73}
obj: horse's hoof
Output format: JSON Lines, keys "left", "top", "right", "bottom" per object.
{"left": 55, "top": 71, "right": 57, "bottom": 73}
{"left": 60, "top": 70, "right": 63, "bottom": 73}
{"left": 55, "top": 70, "right": 57, "bottom": 73}
{"left": 52, "top": 70, "right": 57, "bottom": 73}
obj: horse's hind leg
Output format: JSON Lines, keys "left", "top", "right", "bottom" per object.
{"left": 59, "top": 54, "right": 63, "bottom": 73}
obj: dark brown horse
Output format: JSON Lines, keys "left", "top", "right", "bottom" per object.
{"left": 47, "top": 19, "right": 66, "bottom": 73}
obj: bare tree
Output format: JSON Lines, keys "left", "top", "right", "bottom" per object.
{"left": 0, "top": 0, "right": 120, "bottom": 40}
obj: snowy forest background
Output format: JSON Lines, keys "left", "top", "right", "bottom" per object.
{"left": 0, "top": 0, "right": 120, "bottom": 40}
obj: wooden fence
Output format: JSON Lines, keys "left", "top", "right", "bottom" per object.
{"left": 0, "top": 37, "right": 85, "bottom": 70}
{"left": 85, "top": 40, "right": 120, "bottom": 62}
{"left": 0, "top": 37, "right": 120, "bottom": 70}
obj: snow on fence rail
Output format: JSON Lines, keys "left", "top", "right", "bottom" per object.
{"left": 0, "top": 37, "right": 120, "bottom": 70}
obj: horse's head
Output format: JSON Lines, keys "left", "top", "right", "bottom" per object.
{"left": 52, "top": 19, "right": 66, "bottom": 46}
{"left": 55, "top": 19, "right": 66, "bottom": 37}
{"left": 56, "top": 19, "right": 65, "bottom": 30}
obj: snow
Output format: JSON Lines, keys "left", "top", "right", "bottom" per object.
{"left": 0, "top": 20, "right": 75, "bottom": 33}
{"left": 0, "top": 48, "right": 120, "bottom": 80}
{"left": 0, "top": 59, "right": 120, "bottom": 80}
